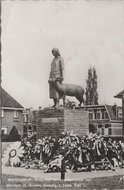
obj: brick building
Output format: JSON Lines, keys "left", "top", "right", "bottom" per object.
{"left": 81, "top": 104, "right": 122, "bottom": 138}
{"left": 114, "top": 90, "right": 124, "bottom": 138}
{"left": 1, "top": 88, "right": 24, "bottom": 137}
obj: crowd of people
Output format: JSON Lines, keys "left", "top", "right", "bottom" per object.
{"left": 3, "top": 130, "right": 124, "bottom": 172}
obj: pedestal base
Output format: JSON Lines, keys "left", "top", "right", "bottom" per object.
{"left": 35, "top": 107, "right": 89, "bottom": 139}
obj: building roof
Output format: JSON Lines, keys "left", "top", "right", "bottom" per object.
{"left": 1, "top": 88, "right": 23, "bottom": 109}
{"left": 114, "top": 90, "right": 124, "bottom": 99}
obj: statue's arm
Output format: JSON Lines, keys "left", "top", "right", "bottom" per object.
{"left": 60, "top": 57, "right": 64, "bottom": 80}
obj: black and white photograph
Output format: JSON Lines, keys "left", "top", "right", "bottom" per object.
{"left": 1, "top": 0, "right": 124, "bottom": 189}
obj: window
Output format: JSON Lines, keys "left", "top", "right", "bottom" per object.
{"left": 94, "top": 112, "right": 101, "bottom": 120}
{"left": 98, "top": 124, "right": 102, "bottom": 128}
{"left": 14, "top": 110, "right": 19, "bottom": 119}
{"left": 101, "top": 111, "right": 105, "bottom": 119}
{"left": 96, "top": 112, "right": 101, "bottom": 119}
{"left": 101, "top": 111, "right": 109, "bottom": 119}
{"left": 105, "top": 112, "right": 109, "bottom": 119}
{"left": 105, "top": 124, "right": 109, "bottom": 128}
{"left": 94, "top": 112, "right": 97, "bottom": 119}
{"left": 1, "top": 109, "right": 4, "bottom": 117}
{"left": 89, "top": 112, "right": 93, "bottom": 120}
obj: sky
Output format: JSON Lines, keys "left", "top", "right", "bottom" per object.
{"left": 1, "top": 0, "right": 124, "bottom": 109}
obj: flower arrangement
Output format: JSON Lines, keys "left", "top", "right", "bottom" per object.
{"left": 3, "top": 141, "right": 25, "bottom": 167}
{"left": 2, "top": 131, "right": 124, "bottom": 172}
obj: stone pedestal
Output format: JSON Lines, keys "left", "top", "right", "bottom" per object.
{"left": 35, "top": 107, "right": 89, "bottom": 139}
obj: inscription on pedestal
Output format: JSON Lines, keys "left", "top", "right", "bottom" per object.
{"left": 42, "top": 118, "right": 58, "bottom": 123}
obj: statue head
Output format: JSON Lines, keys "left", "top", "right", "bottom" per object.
{"left": 52, "top": 48, "right": 60, "bottom": 57}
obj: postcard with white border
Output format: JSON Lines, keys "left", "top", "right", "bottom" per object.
{"left": 1, "top": 0, "right": 124, "bottom": 189}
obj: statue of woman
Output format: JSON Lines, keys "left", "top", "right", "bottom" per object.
{"left": 48, "top": 48, "right": 64, "bottom": 107}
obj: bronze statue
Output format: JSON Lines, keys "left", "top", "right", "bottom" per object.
{"left": 51, "top": 78, "right": 85, "bottom": 107}
{"left": 48, "top": 48, "right": 64, "bottom": 107}
{"left": 49, "top": 48, "right": 85, "bottom": 107}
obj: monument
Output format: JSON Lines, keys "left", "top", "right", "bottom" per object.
{"left": 48, "top": 48, "right": 64, "bottom": 108}
{"left": 36, "top": 48, "right": 89, "bottom": 139}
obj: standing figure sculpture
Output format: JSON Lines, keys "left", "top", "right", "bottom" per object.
{"left": 48, "top": 48, "right": 64, "bottom": 108}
